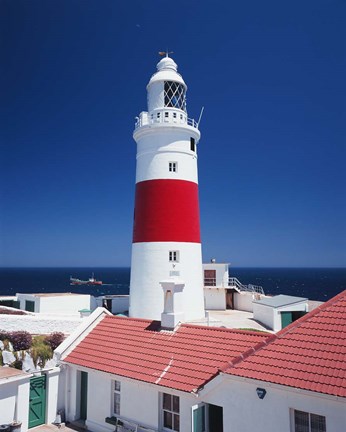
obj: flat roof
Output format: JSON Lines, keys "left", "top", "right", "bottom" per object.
{"left": 0, "top": 367, "right": 28, "bottom": 380}
{"left": 253, "top": 294, "right": 308, "bottom": 308}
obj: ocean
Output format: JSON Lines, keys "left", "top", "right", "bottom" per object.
{"left": 0, "top": 267, "right": 345, "bottom": 302}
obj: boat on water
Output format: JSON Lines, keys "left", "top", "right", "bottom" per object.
{"left": 70, "top": 273, "right": 103, "bottom": 286}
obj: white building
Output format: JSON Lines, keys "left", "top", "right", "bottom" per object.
{"left": 129, "top": 54, "right": 205, "bottom": 322}
{"left": 55, "top": 289, "right": 346, "bottom": 432}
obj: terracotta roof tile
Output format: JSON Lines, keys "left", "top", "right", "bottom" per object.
{"left": 64, "top": 317, "right": 268, "bottom": 393}
{"left": 225, "top": 290, "right": 346, "bottom": 398}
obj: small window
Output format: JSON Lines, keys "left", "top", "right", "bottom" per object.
{"left": 165, "top": 112, "right": 169, "bottom": 118}
{"left": 169, "top": 251, "right": 179, "bottom": 262}
{"left": 293, "top": 410, "right": 326, "bottom": 432}
{"left": 112, "top": 380, "right": 121, "bottom": 415}
{"left": 25, "top": 300, "right": 35, "bottom": 312}
{"left": 190, "top": 137, "right": 195, "bottom": 152}
{"left": 173, "top": 113, "right": 177, "bottom": 118}
{"left": 169, "top": 162, "right": 177, "bottom": 173}
{"left": 151, "top": 114, "right": 153, "bottom": 119}
{"left": 162, "top": 393, "right": 180, "bottom": 431}
{"left": 180, "top": 114, "right": 183, "bottom": 119}
{"left": 157, "top": 112, "right": 161, "bottom": 118}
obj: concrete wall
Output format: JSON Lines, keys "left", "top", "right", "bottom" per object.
{"left": 204, "top": 288, "right": 226, "bottom": 310}
{"left": 0, "top": 314, "right": 83, "bottom": 334}
{"left": 234, "top": 292, "right": 255, "bottom": 312}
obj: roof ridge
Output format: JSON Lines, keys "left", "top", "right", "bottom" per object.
{"left": 220, "top": 333, "right": 277, "bottom": 372}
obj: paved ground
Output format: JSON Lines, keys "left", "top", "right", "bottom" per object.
{"left": 31, "top": 424, "right": 85, "bottom": 432}
{"left": 188, "top": 309, "right": 273, "bottom": 333}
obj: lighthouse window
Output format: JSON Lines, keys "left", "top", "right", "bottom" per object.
{"left": 169, "top": 162, "right": 177, "bottom": 173}
{"left": 157, "top": 112, "right": 161, "bottom": 118}
{"left": 169, "top": 251, "right": 179, "bottom": 262}
{"left": 190, "top": 137, "right": 196, "bottom": 152}
{"left": 164, "top": 81, "right": 186, "bottom": 111}
{"left": 173, "top": 113, "right": 177, "bottom": 118}
{"left": 165, "top": 112, "right": 169, "bottom": 118}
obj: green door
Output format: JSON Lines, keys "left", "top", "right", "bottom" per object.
{"left": 80, "top": 371, "right": 88, "bottom": 420}
{"left": 193, "top": 405, "right": 206, "bottom": 432}
{"left": 281, "top": 311, "right": 293, "bottom": 329}
{"left": 29, "top": 375, "right": 46, "bottom": 428}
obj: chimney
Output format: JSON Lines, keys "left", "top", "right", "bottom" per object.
{"left": 160, "top": 279, "right": 185, "bottom": 329}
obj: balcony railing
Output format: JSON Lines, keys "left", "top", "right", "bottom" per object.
{"left": 135, "top": 109, "right": 198, "bottom": 130}
{"left": 204, "top": 277, "right": 265, "bottom": 295}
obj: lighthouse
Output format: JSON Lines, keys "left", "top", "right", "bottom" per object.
{"left": 129, "top": 55, "right": 205, "bottom": 321}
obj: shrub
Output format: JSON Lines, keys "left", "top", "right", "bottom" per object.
{"left": 45, "top": 332, "right": 65, "bottom": 350}
{"left": 0, "top": 330, "right": 10, "bottom": 341}
{"left": 9, "top": 331, "right": 32, "bottom": 351}
{"left": 31, "top": 335, "right": 53, "bottom": 368}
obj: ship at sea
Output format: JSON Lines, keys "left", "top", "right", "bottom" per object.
{"left": 70, "top": 273, "right": 102, "bottom": 286}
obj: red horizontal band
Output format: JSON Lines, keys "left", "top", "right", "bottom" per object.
{"left": 133, "top": 179, "right": 201, "bottom": 243}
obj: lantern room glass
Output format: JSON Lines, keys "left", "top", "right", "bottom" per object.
{"left": 164, "top": 81, "right": 186, "bottom": 111}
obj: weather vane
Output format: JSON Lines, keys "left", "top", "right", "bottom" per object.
{"left": 158, "top": 50, "right": 174, "bottom": 57}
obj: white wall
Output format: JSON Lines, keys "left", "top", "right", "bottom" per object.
{"left": 17, "top": 294, "right": 92, "bottom": 316}
{"left": 202, "top": 375, "right": 346, "bottom": 432}
{"left": 234, "top": 292, "right": 255, "bottom": 312}
{"left": 204, "top": 288, "right": 226, "bottom": 310}
{"left": 0, "top": 314, "right": 83, "bottom": 334}
{"left": 17, "top": 294, "right": 40, "bottom": 313}
{"left": 130, "top": 242, "right": 205, "bottom": 321}
{"left": 95, "top": 296, "right": 130, "bottom": 314}
{"left": 253, "top": 301, "right": 308, "bottom": 331}
{"left": 45, "top": 368, "right": 60, "bottom": 424}
{"left": 0, "top": 376, "right": 30, "bottom": 431}
{"left": 39, "top": 295, "right": 91, "bottom": 316}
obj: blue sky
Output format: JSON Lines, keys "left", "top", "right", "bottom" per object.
{"left": 1, "top": 0, "right": 345, "bottom": 267}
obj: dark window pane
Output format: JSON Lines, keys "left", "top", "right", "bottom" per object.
{"left": 173, "top": 395, "right": 179, "bottom": 413}
{"left": 190, "top": 138, "right": 195, "bottom": 152}
{"left": 295, "top": 410, "right": 309, "bottom": 432}
{"left": 311, "top": 414, "right": 326, "bottom": 432}
{"left": 173, "top": 414, "right": 180, "bottom": 431}
{"left": 164, "top": 411, "right": 173, "bottom": 429}
{"left": 163, "top": 393, "right": 172, "bottom": 411}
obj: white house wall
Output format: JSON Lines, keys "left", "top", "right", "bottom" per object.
{"left": 45, "top": 368, "right": 60, "bottom": 424}
{"left": 202, "top": 376, "right": 346, "bottom": 432}
{"left": 204, "top": 288, "right": 226, "bottom": 310}
{"left": 0, "top": 376, "right": 30, "bottom": 431}
{"left": 39, "top": 295, "right": 91, "bottom": 316}
{"left": 253, "top": 301, "right": 308, "bottom": 331}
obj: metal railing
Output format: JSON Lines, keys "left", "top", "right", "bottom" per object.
{"left": 135, "top": 110, "right": 198, "bottom": 130}
{"left": 204, "top": 277, "right": 265, "bottom": 295}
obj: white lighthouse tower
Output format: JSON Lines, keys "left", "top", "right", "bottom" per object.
{"left": 129, "top": 55, "right": 205, "bottom": 321}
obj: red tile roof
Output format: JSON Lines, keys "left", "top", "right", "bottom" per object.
{"left": 224, "top": 290, "right": 346, "bottom": 398}
{"left": 63, "top": 317, "right": 268, "bottom": 393}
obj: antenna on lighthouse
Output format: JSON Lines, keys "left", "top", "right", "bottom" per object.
{"left": 197, "top": 106, "right": 205, "bottom": 127}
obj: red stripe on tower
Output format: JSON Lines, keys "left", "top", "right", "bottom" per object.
{"left": 133, "top": 179, "right": 201, "bottom": 243}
